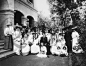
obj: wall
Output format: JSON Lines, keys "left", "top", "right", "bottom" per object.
{"left": 0, "top": 0, "right": 14, "bottom": 40}
{"left": 14, "top": 0, "right": 38, "bottom": 22}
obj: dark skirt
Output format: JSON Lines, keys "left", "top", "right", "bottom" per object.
{"left": 4, "top": 35, "right": 13, "bottom": 50}
{"left": 46, "top": 44, "right": 51, "bottom": 55}
{"left": 66, "top": 41, "right": 72, "bottom": 53}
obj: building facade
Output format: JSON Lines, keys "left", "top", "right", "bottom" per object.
{"left": 0, "top": 0, "right": 38, "bottom": 40}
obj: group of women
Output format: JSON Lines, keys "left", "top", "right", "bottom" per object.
{"left": 4, "top": 22, "right": 83, "bottom": 58}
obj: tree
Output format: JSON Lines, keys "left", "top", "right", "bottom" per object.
{"left": 48, "top": 0, "right": 72, "bottom": 31}
{"left": 48, "top": 0, "right": 86, "bottom": 51}
{"left": 37, "top": 14, "right": 52, "bottom": 30}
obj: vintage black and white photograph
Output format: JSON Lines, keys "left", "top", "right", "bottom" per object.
{"left": 0, "top": 0, "right": 86, "bottom": 66}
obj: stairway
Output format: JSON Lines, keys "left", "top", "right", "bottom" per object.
{"left": 0, "top": 40, "right": 15, "bottom": 60}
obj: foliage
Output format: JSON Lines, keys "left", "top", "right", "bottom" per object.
{"left": 48, "top": 0, "right": 86, "bottom": 50}
{"left": 37, "top": 14, "right": 52, "bottom": 30}
{"left": 77, "top": 2, "right": 86, "bottom": 50}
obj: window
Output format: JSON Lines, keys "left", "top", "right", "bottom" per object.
{"left": 29, "top": 0, "right": 33, "bottom": 3}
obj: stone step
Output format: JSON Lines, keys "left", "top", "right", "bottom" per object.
{"left": 0, "top": 43, "right": 4, "bottom": 46}
{"left": 0, "top": 46, "right": 4, "bottom": 50}
{"left": 0, "top": 51, "right": 15, "bottom": 60}
{"left": 0, "top": 40, "right": 4, "bottom": 43}
{"left": 0, "top": 49, "right": 10, "bottom": 54}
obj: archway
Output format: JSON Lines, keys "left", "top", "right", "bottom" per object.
{"left": 14, "top": 10, "right": 24, "bottom": 25}
{"left": 27, "top": 16, "right": 34, "bottom": 28}
{"left": 29, "top": 0, "right": 33, "bottom": 4}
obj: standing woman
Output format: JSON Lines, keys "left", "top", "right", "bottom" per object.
{"left": 12, "top": 26, "right": 22, "bottom": 55}
{"left": 72, "top": 29, "right": 83, "bottom": 53}
{"left": 64, "top": 29, "right": 72, "bottom": 53}
{"left": 4, "top": 22, "right": 14, "bottom": 50}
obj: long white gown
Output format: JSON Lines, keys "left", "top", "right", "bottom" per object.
{"left": 72, "top": 31, "right": 83, "bottom": 53}
{"left": 21, "top": 38, "right": 30, "bottom": 55}
{"left": 56, "top": 37, "right": 68, "bottom": 56}
{"left": 31, "top": 38, "right": 40, "bottom": 54}
{"left": 50, "top": 45, "right": 58, "bottom": 55}
{"left": 60, "top": 39, "right": 68, "bottom": 56}
{"left": 12, "top": 31, "right": 22, "bottom": 55}
{"left": 55, "top": 41, "right": 62, "bottom": 55}
{"left": 50, "top": 39, "right": 57, "bottom": 55}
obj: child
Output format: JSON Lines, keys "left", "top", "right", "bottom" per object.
{"left": 37, "top": 43, "right": 47, "bottom": 58}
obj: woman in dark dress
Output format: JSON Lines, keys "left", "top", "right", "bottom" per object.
{"left": 64, "top": 29, "right": 72, "bottom": 53}
{"left": 4, "top": 23, "right": 14, "bottom": 50}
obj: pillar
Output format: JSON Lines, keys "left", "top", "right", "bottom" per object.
{"left": 0, "top": 0, "right": 14, "bottom": 40}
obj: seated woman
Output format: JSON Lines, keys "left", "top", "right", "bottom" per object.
{"left": 72, "top": 29, "right": 83, "bottom": 53}
{"left": 56, "top": 35, "right": 68, "bottom": 56}
{"left": 55, "top": 41, "right": 62, "bottom": 56}
{"left": 60, "top": 37, "right": 68, "bottom": 56}
{"left": 37, "top": 43, "right": 47, "bottom": 58}
{"left": 31, "top": 38, "right": 40, "bottom": 54}
{"left": 50, "top": 38, "right": 57, "bottom": 55}
{"left": 21, "top": 33, "right": 30, "bottom": 56}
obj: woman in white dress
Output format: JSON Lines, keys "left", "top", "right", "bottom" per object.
{"left": 31, "top": 38, "right": 40, "bottom": 54}
{"left": 56, "top": 34, "right": 68, "bottom": 56}
{"left": 50, "top": 37, "right": 57, "bottom": 55}
{"left": 56, "top": 40, "right": 62, "bottom": 56}
{"left": 55, "top": 34, "right": 64, "bottom": 56}
{"left": 12, "top": 27, "right": 22, "bottom": 55}
{"left": 21, "top": 34, "right": 30, "bottom": 56}
{"left": 60, "top": 37, "right": 68, "bottom": 56}
{"left": 72, "top": 29, "right": 83, "bottom": 53}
